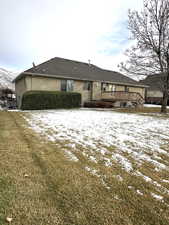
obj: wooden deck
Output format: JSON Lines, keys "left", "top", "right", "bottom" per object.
{"left": 101, "top": 91, "right": 144, "bottom": 105}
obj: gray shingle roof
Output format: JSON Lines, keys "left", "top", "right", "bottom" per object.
{"left": 139, "top": 74, "right": 166, "bottom": 91}
{"left": 14, "top": 57, "right": 146, "bottom": 87}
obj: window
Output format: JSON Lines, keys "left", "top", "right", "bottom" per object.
{"left": 112, "top": 85, "right": 116, "bottom": 92}
{"left": 101, "top": 83, "right": 106, "bottom": 92}
{"left": 108, "top": 84, "right": 113, "bottom": 91}
{"left": 61, "top": 80, "right": 74, "bottom": 92}
{"left": 125, "top": 86, "right": 129, "bottom": 92}
{"left": 67, "top": 80, "right": 74, "bottom": 92}
{"left": 101, "top": 83, "right": 116, "bottom": 92}
{"left": 61, "top": 80, "right": 67, "bottom": 91}
{"left": 83, "top": 81, "right": 91, "bottom": 91}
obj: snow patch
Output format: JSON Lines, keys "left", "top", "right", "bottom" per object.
{"left": 136, "top": 190, "right": 143, "bottom": 195}
{"left": 144, "top": 104, "right": 169, "bottom": 108}
{"left": 65, "top": 150, "right": 79, "bottom": 162}
{"left": 151, "top": 193, "right": 163, "bottom": 201}
{"left": 112, "top": 153, "right": 133, "bottom": 172}
{"left": 24, "top": 109, "right": 169, "bottom": 173}
{"left": 162, "top": 179, "right": 169, "bottom": 184}
{"left": 85, "top": 167, "right": 100, "bottom": 177}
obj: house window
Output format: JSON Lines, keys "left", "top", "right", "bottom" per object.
{"left": 108, "top": 84, "right": 113, "bottom": 91}
{"left": 125, "top": 86, "right": 129, "bottom": 92}
{"left": 61, "top": 80, "right": 74, "bottom": 92}
{"left": 101, "top": 83, "right": 106, "bottom": 92}
{"left": 101, "top": 83, "right": 116, "bottom": 92}
{"left": 67, "top": 80, "right": 74, "bottom": 91}
{"left": 112, "top": 85, "right": 116, "bottom": 92}
{"left": 61, "top": 80, "right": 67, "bottom": 91}
{"left": 83, "top": 81, "right": 91, "bottom": 91}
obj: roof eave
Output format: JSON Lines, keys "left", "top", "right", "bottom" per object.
{"left": 12, "top": 72, "right": 24, "bottom": 83}
{"left": 14, "top": 72, "right": 148, "bottom": 88}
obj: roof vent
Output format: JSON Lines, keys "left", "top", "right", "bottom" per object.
{"left": 88, "top": 59, "right": 91, "bottom": 66}
{"left": 32, "top": 62, "right": 36, "bottom": 67}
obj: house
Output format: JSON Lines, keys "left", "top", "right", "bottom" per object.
{"left": 14, "top": 57, "right": 147, "bottom": 108}
{"left": 140, "top": 74, "right": 168, "bottom": 104}
{"left": 0, "top": 88, "right": 16, "bottom": 109}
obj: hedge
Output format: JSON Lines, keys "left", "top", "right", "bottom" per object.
{"left": 21, "top": 91, "right": 81, "bottom": 110}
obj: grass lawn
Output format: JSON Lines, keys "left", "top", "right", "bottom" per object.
{"left": 0, "top": 109, "right": 169, "bottom": 225}
{"left": 115, "top": 106, "right": 169, "bottom": 115}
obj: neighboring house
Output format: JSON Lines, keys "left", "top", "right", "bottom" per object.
{"left": 140, "top": 74, "right": 168, "bottom": 104}
{"left": 0, "top": 88, "right": 16, "bottom": 109}
{"left": 13, "top": 57, "right": 147, "bottom": 108}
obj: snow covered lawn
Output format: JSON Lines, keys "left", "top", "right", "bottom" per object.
{"left": 24, "top": 109, "right": 169, "bottom": 204}
{"left": 144, "top": 104, "right": 169, "bottom": 108}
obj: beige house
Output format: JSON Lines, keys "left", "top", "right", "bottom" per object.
{"left": 14, "top": 57, "right": 147, "bottom": 108}
{"left": 140, "top": 74, "right": 168, "bottom": 104}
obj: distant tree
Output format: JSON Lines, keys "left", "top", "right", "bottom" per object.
{"left": 119, "top": 0, "right": 169, "bottom": 113}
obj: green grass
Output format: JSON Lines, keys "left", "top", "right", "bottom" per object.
{"left": 0, "top": 111, "right": 169, "bottom": 225}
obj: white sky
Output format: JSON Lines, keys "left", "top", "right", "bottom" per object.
{"left": 0, "top": 0, "right": 143, "bottom": 72}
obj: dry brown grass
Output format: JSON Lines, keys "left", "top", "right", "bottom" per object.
{"left": 114, "top": 106, "right": 169, "bottom": 115}
{"left": 0, "top": 111, "right": 169, "bottom": 225}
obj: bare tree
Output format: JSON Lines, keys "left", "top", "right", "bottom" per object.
{"left": 119, "top": 0, "right": 169, "bottom": 113}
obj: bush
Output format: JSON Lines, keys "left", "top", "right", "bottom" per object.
{"left": 21, "top": 91, "right": 81, "bottom": 110}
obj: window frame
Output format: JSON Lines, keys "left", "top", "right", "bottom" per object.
{"left": 61, "top": 79, "right": 74, "bottom": 92}
{"left": 83, "top": 81, "right": 91, "bottom": 91}
{"left": 101, "top": 83, "right": 116, "bottom": 92}
{"left": 61, "top": 79, "right": 67, "bottom": 92}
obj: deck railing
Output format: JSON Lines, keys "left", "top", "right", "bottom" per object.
{"left": 101, "top": 91, "right": 144, "bottom": 104}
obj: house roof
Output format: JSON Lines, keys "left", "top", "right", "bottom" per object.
{"left": 14, "top": 57, "right": 147, "bottom": 87}
{"left": 139, "top": 73, "right": 167, "bottom": 91}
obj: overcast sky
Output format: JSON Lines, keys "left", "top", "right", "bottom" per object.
{"left": 0, "top": 0, "right": 143, "bottom": 72}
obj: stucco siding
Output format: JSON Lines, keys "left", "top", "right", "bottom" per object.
{"left": 15, "top": 78, "right": 26, "bottom": 107}
{"left": 25, "top": 76, "right": 60, "bottom": 91}
{"left": 74, "top": 81, "right": 91, "bottom": 104}
{"left": 26, "top": 77, "right": 91, "bottom": 104}
{"left": 15, "top": 74, "right": 146, "bottom": 108}
{"left": 115, "top": 85, "right": 125, "bottom": 91}
{"left": 92, "top": 82, "right": 102, "bottom": 100}
{"left": 147, "top": 90, "right": 163, "bottom": 98}
{"left": 16, "top": 75, "right": 93, "bottom": 107}
{"left": 15, "top": 78, "right": 26, "bottom": 96}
